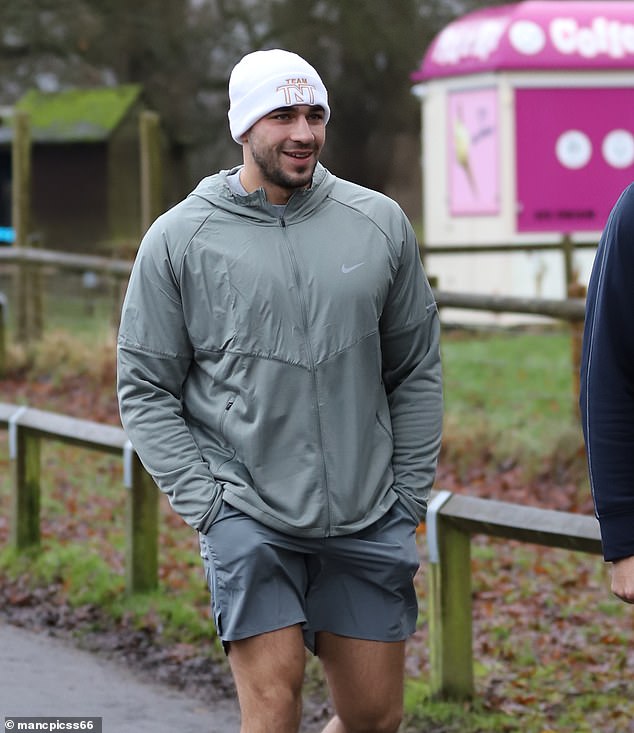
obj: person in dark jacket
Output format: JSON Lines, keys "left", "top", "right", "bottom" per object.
{"left": 580, "top": 182, "right": 634, "bottom": 604}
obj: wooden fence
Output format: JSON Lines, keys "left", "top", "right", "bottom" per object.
{"left": 0, "top": 252, "right": 587, "bottom": 340}
{"left": 0, "top": 402, "right": 157, "bottom": 595}
{"left": 425, "top": 489, "right": 601, "bottom": 700}
{"left": 0, "top": 246, "right": 587, "bottom": 323}
{"left": 0, "top": 401, "right": 602, "bottom": 701}
{"left": 0, "top": 261, "right": 588, "bottom": 404}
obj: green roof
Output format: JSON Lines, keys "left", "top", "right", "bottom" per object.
{"left": 15, "top": 85, "right": 142, "bottom": 142}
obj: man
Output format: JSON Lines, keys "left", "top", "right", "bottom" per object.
{"left": 580, "top": 182, "right": 634, "bottom": 605}
{"left": 117, "top": 49, "right": 443, "bottom": 732}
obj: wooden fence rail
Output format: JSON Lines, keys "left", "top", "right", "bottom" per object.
{"left": 0, "top": 246, "right": 587, "bottom": 321}
{"left": 0, "top": 246, "right": 587, "bottom": 359}
{"left": 0, "top": 261, "right": 587, "bottom": 402}
{"left": 435, "top": 290, "right": 586, "bottom": 321}
{"left": 0, "top": 402, "right": 157, "bottom": 594}
{"left": 0, "top": 247, "right": 587, "bottom": 320}
{"left": 0, "top": 246, "right": 132, "bottom": 276}
{"left": 421, "top": 240, "right": 598, "bottom": 255}
{"left": 421, "top": 235, "right": 596, "bottom": 300}
{"left": 0, "top": 402, "right": 603, "bottom": 700}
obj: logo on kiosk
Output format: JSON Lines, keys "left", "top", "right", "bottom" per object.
{"left": 431, "top": 12, "right": 634, "bottom": 66}
{"left": 509, "top": 20, "right": 546, "bottom": 55}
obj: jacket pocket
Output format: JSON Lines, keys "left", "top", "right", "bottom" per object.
{"left": 219, "top": 396, "right": 237, "bottom": 441}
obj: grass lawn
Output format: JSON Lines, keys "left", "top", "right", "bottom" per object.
{"left": 441, "top": 328, "right": 583, "bottom": 469}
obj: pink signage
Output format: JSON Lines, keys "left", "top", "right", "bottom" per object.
{"left": 412, "top": 1, "right": 634, "bottom": 80}
{"left": 448, "top": 88, "right": 500, "bottom": 216}
{"left": 515, "top": 87, "right": 634, "bottom": 232}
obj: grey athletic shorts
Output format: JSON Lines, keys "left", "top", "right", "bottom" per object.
{"left": 198, "top": 500, "right": 420, "bottom": 653}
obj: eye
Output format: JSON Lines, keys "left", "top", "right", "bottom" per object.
{"left": 267, "top": 108, "right": 293, "bottom": 121}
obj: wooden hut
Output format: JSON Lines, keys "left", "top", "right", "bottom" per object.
{"left": 0, "top": 85, "right": 147, "bottom": 252}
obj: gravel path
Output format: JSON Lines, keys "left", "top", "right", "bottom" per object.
{"left": 0, "top": 620, "right": 241, "bottom": 732}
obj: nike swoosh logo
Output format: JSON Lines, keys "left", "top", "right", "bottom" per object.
{"left": 341, "top": 262, "right": 365, "bottom": 274}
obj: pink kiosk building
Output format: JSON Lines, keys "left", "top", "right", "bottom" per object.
{"left": 411, "top": 0, "right": 634, "bottom": 322}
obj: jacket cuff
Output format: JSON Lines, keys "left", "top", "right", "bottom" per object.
{"left": 599, "top": 509, "right": 634, "bottom": 561}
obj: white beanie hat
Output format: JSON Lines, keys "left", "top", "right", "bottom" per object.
{"left": 228, "top": 49, "right": 330, "bottom": 144}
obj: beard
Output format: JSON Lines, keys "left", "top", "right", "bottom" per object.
{"left": 249, "top": 141, "right": 318, "bottom": 194}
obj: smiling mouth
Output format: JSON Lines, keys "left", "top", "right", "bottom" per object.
{"left": 284, "top": 150, "right": 313, "bottom": 160}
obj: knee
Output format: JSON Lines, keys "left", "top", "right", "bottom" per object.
{"left": 265, "top": 687, "right": 303, "bottom": 728}
{"left": 338, "top": 703, "right": 403, "bottom": 733}
{"left": 262, "top": 679, "right": 303, "bottom": 711}
{"left": 239, "top": 677, "right": 303, "bottom": 731}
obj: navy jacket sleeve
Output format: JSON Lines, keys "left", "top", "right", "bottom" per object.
{"left": 580, "top": 183, "right": 634, "bottom": 562}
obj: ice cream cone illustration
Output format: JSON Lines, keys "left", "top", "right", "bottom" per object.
{"left": 453, "top": 105, "right": 478, "bottom": 196}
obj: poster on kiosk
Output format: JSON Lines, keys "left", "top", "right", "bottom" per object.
{"left": 411, "top": 1, "right": 634, "bottom": 322}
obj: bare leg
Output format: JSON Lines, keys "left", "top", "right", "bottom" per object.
{"left": 317, "top": 632, "right": 406, "bottom": 733}
{"left": 227, "top": 624, "right": 306, "bottom": 733}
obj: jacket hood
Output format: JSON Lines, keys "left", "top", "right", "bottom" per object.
{"left": 188, "top": 162, "right": 335, "bottom": 223}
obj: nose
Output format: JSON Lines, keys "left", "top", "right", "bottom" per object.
{"left": 290, "top": 115, "right": 314, "bottom": 143}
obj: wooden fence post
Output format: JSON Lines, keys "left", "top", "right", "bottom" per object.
{"left": 139, "top": 110, "right": 163, "bottom": 235}
{"left": 29, "top": 234, "right": 43, "bottom": 340}
{"left": 109, "top": 272, "right": 126, "bottom": 330}
{"left": 125, "top": 447, "right": 158, "bottom": 594}
{"left": 568, "top": 281, "right": 587, "bottom": 412}
{"left": 11, "top": 420, "right": 41, "bottom": 550}
{"left": 562, "top": 234, "right": 575, "bottom": 293}
{"left": 0, "top": 293, "right": 6, "bottom": 378}
{"left": 11, "top": 110, "right": 40, "bottom": 345}
{"left": 428, "top": 514, "right": 473, "bottom": 700}
{"left": 108, "top": 110, "right": 162, "bottom": 331}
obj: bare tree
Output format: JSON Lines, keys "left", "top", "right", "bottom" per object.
{"left": 0, "top": 0, "right": 501, "bottom": 195}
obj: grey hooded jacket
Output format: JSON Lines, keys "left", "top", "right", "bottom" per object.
{"left": 117, "top": 164, "right": 443, "bottom": 537}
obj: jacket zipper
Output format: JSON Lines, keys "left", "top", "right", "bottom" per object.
{"left": 220, "top": 398, "right": 235, "bottom": 438}
{"left": 279, "top": 216, "right": 332, "bottom": 534}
